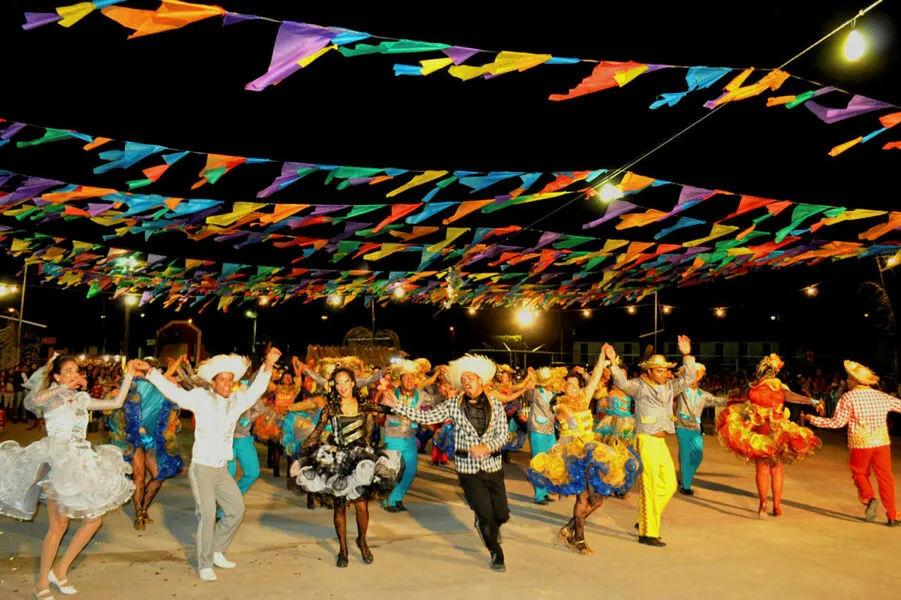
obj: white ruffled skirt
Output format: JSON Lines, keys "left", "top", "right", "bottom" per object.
{"left": 291, "top": 445, "right": 403, "bottom": 504}
{"left": 0, "top": 436, "right": 135, "bottom": 521}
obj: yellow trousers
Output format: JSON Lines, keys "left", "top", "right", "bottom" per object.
{"left": 634, "top": 434, "right": 677, "bottom": 538}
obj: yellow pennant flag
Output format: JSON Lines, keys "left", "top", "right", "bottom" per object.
{"left": 298, "top": 45, "right": 335, "bottom": 68}
{"left": 683, "top": 225, "right": 739, "bottom": 247}
{"left": 821, "top": 208, "right": 886, "bottom": 227}
{"left": 387, "top": 171, "right": 448, "bottom": 197}
{"left": 363, "top": 243, "right": 409, "bottom": 261}
{"left": 420, "top": 57, "right": 454, "bottom": 75}
{"left": 426, "top": 228, "right": 469, "bottom": 253}
{"left": 10, "top": 239, "right": 29, "bottom": 254}
{"left": 206, "top": 202, "right": 266, "bottom": 227}
{"left": 601, "top": 239, "right": 630, "bottom": 253}
{"left": 57, "top": 2, "right": 96, "bottom": 28}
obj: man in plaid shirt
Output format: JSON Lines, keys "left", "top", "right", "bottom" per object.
{"left": 805, "top": 360, "right": 901, "bottom": 526}
{"left": 384, "top": 354, "right": 510, "bottom": 571}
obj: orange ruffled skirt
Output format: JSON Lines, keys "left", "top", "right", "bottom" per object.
{"left": 716, "top": 402, "right": 821, "bottom": 464}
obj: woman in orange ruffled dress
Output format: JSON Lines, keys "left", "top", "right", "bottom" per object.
{"left": 716, "top": 354, "right": 824, "bottom": 518}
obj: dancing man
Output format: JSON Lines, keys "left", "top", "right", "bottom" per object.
{"left": 673, "top": 363, "right": 728, "bottom": 496}
{"left": 136, "top": 348, "right": 279, "bottom": 582}
{"left": 804, "top": 360, "right": 901, "bottom": 526}
{"left": 603, "top": 337, "right": 696, "bottom": 547}
{"left": 383, "top": 354, "right": 510, "bottom": 572}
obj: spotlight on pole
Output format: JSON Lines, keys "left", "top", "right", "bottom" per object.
{"left": 467, "top": 307, "right": 477, "bottom": 315}
{"left": 715, "top": 307, "right": 726, "bottom": 318}
{"left": 582, "top": 309, "right": 592, "bottom": 318}
{"left": 844, "top": 28, "right": 866, "bottom": 62}
{"left": 393, "top": 286, "right": 405, "bottom": 299}
{"left": 258, "top": 296, "right": 269, "bottom": 306}
{"left": 626, "top": 306, "right": 637, "bottom": 315}
{"left": 124, "top": 295, "right": 138, "bottom": 306}
{"left": 245, "top": 310, "right": 257, "bottom": 319}
{"left": 515, "top": 309, "right": 536, "bottom": 327}
{"left": 804, "top": 286, "right": 818, "bottom": 297}
{"left": 770, "top": 315, "right": 777, "bottom": 321}
{"left": 662, "top": 305, "right": 672, "bottom": 315}
{"left": 327, "top": 294, "right": 343, "bottom": 307}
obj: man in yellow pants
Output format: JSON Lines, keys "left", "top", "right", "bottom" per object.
{"left": 603, "top": 336, "right": 696, "bottom": 547}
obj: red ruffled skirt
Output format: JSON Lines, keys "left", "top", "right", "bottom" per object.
{"left": 716, "top": 401, "right": 821, "bottom": 464}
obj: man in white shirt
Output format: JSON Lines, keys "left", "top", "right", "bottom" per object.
{"left": 133, "top": 347, "right": 280, "bottom": 582}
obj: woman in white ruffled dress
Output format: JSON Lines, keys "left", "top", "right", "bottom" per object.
{"left": 0, "top": 355, "right": 137, "bottom": 600}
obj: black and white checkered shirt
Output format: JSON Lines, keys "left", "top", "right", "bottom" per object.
{"left": 392, "top": 393, "right": 508, "bottom": 474}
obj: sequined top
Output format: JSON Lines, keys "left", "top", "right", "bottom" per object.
{"left": 610, "top": 356, "right": 697, "bottom": 436}
{"left": 303, "top": 401, "right": 391, "bottom": 450}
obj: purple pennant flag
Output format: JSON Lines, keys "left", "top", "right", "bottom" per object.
{"left": 582, "top": 200, "right": 637, "bottom": 230}
{"left": 533, "top": 231, "right": 562, "bottom": 250}
{"left": 140, "top": 291, "right": 153, "bottom": 306}
{"left": 22, "top": 12, "right": 62, "bottom": 30}
{"left": 673, "top": 185, "right": 716, "bottom": 214}
{"left": 311, "top": 204, "right": 350, "bottom": 216}
{"left": 443, "top": 46, "right": 480, "bottom": 65}
{"left": 257, "top": 162, "right": 316, "bottom": 198}
{"left": 1, "top": 122, "right": 26, "bottom": 140}
{"left": 2, "top": 177, "right": 62, "bottom": 205}
{"left": 340, "top": 221, "right": 371, "bottom": 237}
{"left": 245, "top": 22, "right": 342, "bottom": 91}
{"left": 87, "top": 203, "right": 115, "bottom": 217}
{"left": 805, "top": 94, "right": 893, "bottom": 124}
{"left": 0, "top": 174, "right": 12, "bottom": 188}
{"left": 223, "top": 12, "right": 260, "bottom": 26}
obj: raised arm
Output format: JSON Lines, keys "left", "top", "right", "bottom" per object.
{"left": 233, "top": 348, "right": 280, "bottom": 415}
{"left": 87, "top": 371, "right": 136, "bottom": 411}
{"left": 304, "top": 368, "right": 328, "bottom": 391}
{"left": 355, "top": 368, "right": 385, "bottom": 390}
{"left": 583, "top": 353, "right": 607, "bottom": 404}
{"left": 144, "top": 364, "right": 203, "bottom": 412}
{"left": 669, "top": 336, "right": 696, "bottom": 397}
{"left": 386, "top": 393, "right": 454, "bottom": 425}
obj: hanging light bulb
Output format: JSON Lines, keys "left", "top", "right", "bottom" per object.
{"left": 844, "top": 28, "right": 866, "bottom": 62}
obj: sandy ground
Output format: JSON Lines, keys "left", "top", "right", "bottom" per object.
{"left": 0, "top": 421, "right": 899, "bottom": 599}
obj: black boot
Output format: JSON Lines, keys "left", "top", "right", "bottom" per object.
{"left": 638, "top": 536, "right": 666, "bottom": 547}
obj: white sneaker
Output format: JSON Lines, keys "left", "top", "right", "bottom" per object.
{"left": 213, "top": 552, "right": 236, "bottom": 569}
{"left": 199, "top": 568, "right": 217, "bottom": 582}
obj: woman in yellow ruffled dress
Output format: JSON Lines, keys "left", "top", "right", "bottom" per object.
{"left": 527, "top": 355, "right": 642, "bottom": 555}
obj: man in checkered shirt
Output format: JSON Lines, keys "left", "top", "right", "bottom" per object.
{"left": 805, "top": 360, "right": 901, "bottom": 526}
{"left": 384, "top": 354, "right": 510, "bottom": 572}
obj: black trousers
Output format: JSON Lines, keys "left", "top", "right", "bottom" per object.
{"left": 458, "top": 469, "right": 510, "bottom": 558}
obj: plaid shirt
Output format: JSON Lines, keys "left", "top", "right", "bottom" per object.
{"left": 809, "top": 387, "right": 901, "bottom": 448}
{"left": 392, "top": 393, "right": 508, "bottom": 474}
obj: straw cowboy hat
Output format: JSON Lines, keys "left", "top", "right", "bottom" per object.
{"left": 535, "top": 366, "right": 554, "bottom": 388}
{"left": 447, "top": 354, "right": 497, "bottom": 389}
{"left": 413, "top": 358, "right": 432, "bottom": 373}
{"left": 196, "top": 354, "right": 250, "bottom": 383}
{"left": 391, "top": 360, "right": 419, "bottom": 380}
{"left": 638, "top": 354, "right": 676, "bottom": 370}
{"left": 844, "top": 360, "right": 879, "bottom": 386}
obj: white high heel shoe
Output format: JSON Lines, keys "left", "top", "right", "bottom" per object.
{"left": 33, "top": 588, "right": 55, "bottom": 600}
{"left": 48, "top": 571, "right": 78, "bottom": 595}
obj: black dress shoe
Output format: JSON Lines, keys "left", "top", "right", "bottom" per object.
{"left": 384, "top": 504, "right": 402, "bottom": 513}
{"left": 679, "top": 487, "right": 695, "bottom": 496}
{"left": 865, "top": 499, "right": 878, "bottom": 522}
{"left": 638, "top": 536, "right": 667, "bottom": 547}
{"left": 887, "top": 519, "right": 901, "bottom": 527}
{"left": 534, "top": 498, "right": 550, "bottom": 505}
{"left": 396, "top": 501, "right": 408, "bottom": 511}
{"left": 490, "top": 553, "right": 506, "bottom": 572}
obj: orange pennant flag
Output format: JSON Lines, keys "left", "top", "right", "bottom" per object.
{"left": 163, "top": 197, "right": 182, "bottom": 211}
{"left": 710, "top": 69, "right": 790, "bottom": 108}
{"left": 442, "top": 199, "right": 493, "bottom": 225}
{"left": 390, "top": 226, "right": 440, "bottom": 241}
{"left": 722, "top": 195, "right": 774, "bottom": 220}
{"left": 859, "top": 212, "right": 901, "bottom": 241}
{"left": 549, "top": 61, "right": 648, "bottom": 101}
{"left": 43, "top": 186, "right": 117, "bottom": 203}
{"left": 372, "top": 204, "right": 422, "bottom": 233}
{"left": 83, "top": 136, "right": 112, "bottom": 151}
{"left": 884, "top": 141, "right": 901, "bottom": 151}
{"left": 102, "top": 1, "right": 226, "bottom": 39}
{"left": 618, "top": 172, "right": 656, "bottom": 193}
{"left": 879, "top": 112, "right": 901, "bottom": 129}
{"left": 615, "top": 209, "right": 668, "bottom": 229}
{"left": 766, "top": 200, "right": 792, "bottom": 216}
{"left": 259, "top": 204, "right": 309, "bottom": 225}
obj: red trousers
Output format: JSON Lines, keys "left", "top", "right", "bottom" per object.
{"left": 849, "top": 445, "right": 898, "bottom": 520}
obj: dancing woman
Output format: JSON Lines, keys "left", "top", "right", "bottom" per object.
{"left": 716, "top": 354, "right": 823, "bottom": 518}
{"left": 0, "top": 355, "right": 138, "bottom": 599}
{"left": 292, "top": 367, "right": 403, "bottom": 567}
{"left": 527, "top": 354, "right": 641, "bottom": 555}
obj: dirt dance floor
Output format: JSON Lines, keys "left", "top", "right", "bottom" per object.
{"left": 0, "top": 423, "right": 898, "bottom": 599}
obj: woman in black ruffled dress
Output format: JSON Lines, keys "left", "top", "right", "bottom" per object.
{"left": 292, "top": 367, "right": 403, "bottom": 567}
